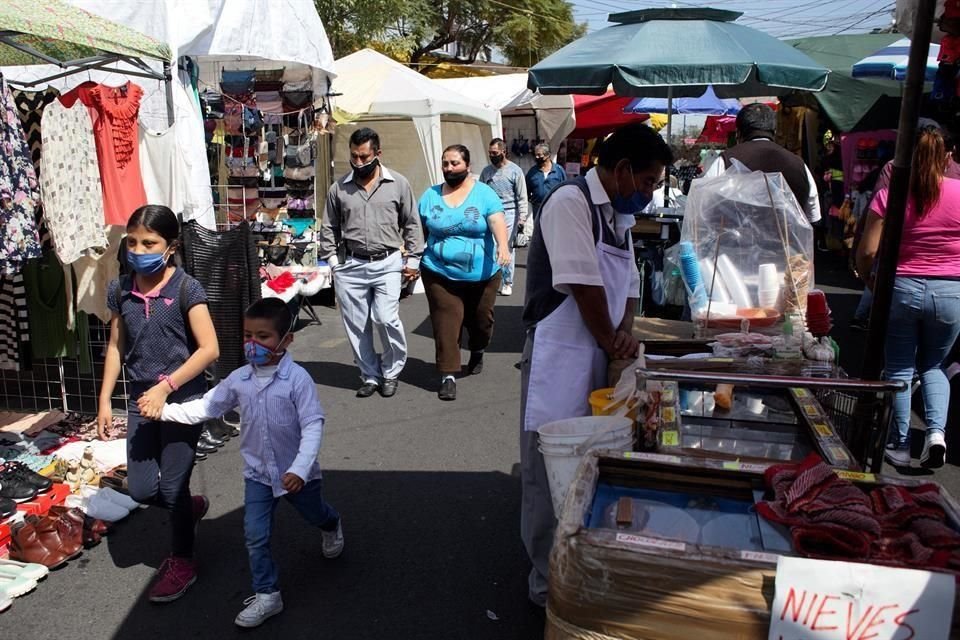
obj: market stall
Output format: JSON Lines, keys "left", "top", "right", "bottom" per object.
{"left": 435, "top": 74, "right": 575, "bottom": 173}
{"left": 330, "top": 49, "right": 500, "bottom": 198}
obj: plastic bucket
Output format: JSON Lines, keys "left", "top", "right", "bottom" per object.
{"left": 589, "top": 387, "right": 638, "bottom": 421}
{"left": 538, "top": 416, "right": 633, "bottom": 515}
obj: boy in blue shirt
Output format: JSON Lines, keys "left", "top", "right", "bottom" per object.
{"left": 161, "top": 298, "right": 342, "bottom": 628}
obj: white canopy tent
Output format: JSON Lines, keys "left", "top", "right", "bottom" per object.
{"left": 332, "top": 49, "right": 501, "bottom": 197}
{"left": 435, "top": 74, "right": 575, "bottom": 172}
{"left": 0, "top": 0, "right": 337, "bottom": 228}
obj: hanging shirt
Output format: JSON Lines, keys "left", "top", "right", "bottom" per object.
{"left": 139, "top": 124, "right": 186, "bottom": 215}
{"left": 88, "top": 82, "right": 147, "bottom": 226}
{"left": 40, "top": 99, "right": 107, "bottom": 264}
{"left": 418, "top": 181, "right": 504, "bottom": 282}
{"left": 0, "top": 78, "right": 42, "bottom": 275}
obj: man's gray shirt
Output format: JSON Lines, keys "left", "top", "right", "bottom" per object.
{"left": 480, "top": 161, "right": 529, "bottom": 226}
{"left": 320, "top": 165, "right": 423, "bottom": 259}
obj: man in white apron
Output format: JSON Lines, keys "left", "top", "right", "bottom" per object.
{"left": 520, "top": 123, "right": 673, "bottom": 607}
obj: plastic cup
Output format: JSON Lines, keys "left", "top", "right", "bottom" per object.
{"left": 806, "top": 289, "right": 828, "bottom": 315}
{"left": 758, "top": 287, "right": 780, "bottom": 309}
{"left": 758, "top": 263, "right": 779, "bottom": 291}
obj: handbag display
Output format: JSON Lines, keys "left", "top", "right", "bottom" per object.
{"left": 221, "top": 69, "right": 255, "bottom": 96}
{"left": 283, "top": 166, "right": 314, "bottom": 181}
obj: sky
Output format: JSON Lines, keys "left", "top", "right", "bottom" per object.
{"left": 567, "top": 0, "right": 897, "bottom": 39}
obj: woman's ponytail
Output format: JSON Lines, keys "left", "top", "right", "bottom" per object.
{"left": 912, "top": 126, "right": 949, "bottom": 216}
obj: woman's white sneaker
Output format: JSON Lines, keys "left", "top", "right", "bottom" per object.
{"left": 235, "top": 592, "right": 283, "bottom": 628}
{"left": 921, "top": 431, "right": 947, "bottom": 469}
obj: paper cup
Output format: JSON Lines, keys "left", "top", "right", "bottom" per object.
{"left": 758, "top": 263, "right": 779, "bottom": 291}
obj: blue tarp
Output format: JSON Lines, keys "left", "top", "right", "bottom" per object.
{"left": 623, "top": 85, "right": 742, "bottom": 115}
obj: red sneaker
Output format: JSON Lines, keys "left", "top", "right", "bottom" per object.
{"left": 192, "top": 495, "right": 210, "bottom": 528}
{"left": 149, "top": 555, "right": 197, "bottom": 603}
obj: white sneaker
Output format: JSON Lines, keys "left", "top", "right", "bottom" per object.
{"left": 321, "top": 520, "right": 344, "bottom": 559}
{"left": 500, "top": 284, "right": 513, "bottom": 296}
{"left": 235, "top": 592, "right": 283, "bottom": 628}
{"left": 84, "top": 491, "right": 130, "bottom": 522}
{"left": 921, "top": 431, "right": 947, "bottom": 469}
{"left": 98, "top": 487, "right": 141, "bottom": 511}
{"left": 0, "top": 558, "right": 48, "bottom": 582}
{"left": 0, "top": 571, "right": 37, "bottom": 598}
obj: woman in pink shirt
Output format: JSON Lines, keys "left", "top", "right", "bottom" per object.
{"left": 857, "top": 126, "right": 960, "bottom": 469}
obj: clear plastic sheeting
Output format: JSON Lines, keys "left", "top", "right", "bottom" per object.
{"left": 678, "top": 162, "right": 814, "bottom": 334}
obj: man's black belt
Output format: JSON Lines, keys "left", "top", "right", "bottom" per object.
{"left": 346, "top": 248, "right": 396, "bottom": 262}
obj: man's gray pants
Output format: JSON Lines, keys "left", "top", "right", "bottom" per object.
{"left": 519, "top": 330, "right": 554, "bottom": 606}
{"left": 333, "top": 251, "right": 406, "bottom": 381}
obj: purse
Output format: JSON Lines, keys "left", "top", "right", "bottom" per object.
{"left": 283, "top": 134, "right": 314, "bottom": 168}
{"left": 287, "top": 194, "right": 315, "bottom": 210}
{"left": 255, "top": 68, "right": 284, "bottom": 83}
{"left": 283, "top": 166, "right": 314, "bottom": 181}
{"left": 228, "top": 175, "right": 260, "bottom": 187}
{"left": 221, "top": 70, "right": 255, "bottom": 96}
{"left": 228, "top": 164, "right": 261, "bottom": 178}
{"left": 287, "top": 208, "right": 315, "bottom": 220}
{"left": 282, "top": 66, "right": 312, "bottom": 84}
{"left": 282, "top": 90, "right": 313, "bottom": 111}
{"left": 284, "top": 178, "right": 313, "bottom": 192}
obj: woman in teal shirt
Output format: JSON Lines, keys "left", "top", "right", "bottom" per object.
{"left": 419, "top": 144, "right": 510, "bottom": 401}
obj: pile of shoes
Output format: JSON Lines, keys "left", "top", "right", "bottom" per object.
{"left": 65, "top": 486, "right": 140, "bottom": 523}
{"left": 0, "top": 558, "right": 48, "bottom": 613}
{"left": 196, "top": 417, "right": 233, "bottom": 462}
{"left": 0, "top": 461, "right": 54, "bottom": 504}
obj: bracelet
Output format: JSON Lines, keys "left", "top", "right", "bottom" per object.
{"left": 158, "top": 374, "right": 179, "bottom": 392}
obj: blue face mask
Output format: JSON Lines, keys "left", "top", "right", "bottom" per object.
{"left": 127, "top": 250, "right": 169, "bottom": 274}
{"left": 244, "top": 336, "right": 288, "bottom": 367}
{"left": 611, "top": 170, "right": 653, "bottom": 214}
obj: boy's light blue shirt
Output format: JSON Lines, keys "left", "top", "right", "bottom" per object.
{"left": 161, "top": 353, "right": 324, "bottom": 497}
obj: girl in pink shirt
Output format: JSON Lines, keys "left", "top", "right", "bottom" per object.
{"left": 857, "top": 126, "right": 960, "bottom": 470}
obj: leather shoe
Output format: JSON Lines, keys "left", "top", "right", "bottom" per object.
{"left": 11, "top": 517, "right": 71, "bottom": 568}
{"left": 194, "top": 450, "right": 207, "bottom": 462}
{"left": 356, "top": 381, "right": 379, "bottom": 398}
{"left": 380, "top": 378, "right": 398, "bottom": 398}
{"left": 47, "top": 509, "right": 84, "bottom": 558}
{"left": 196, "top": 440, "right": 218, "bottom": 455}
{"left": 466, "top": 352, "right": 484, "bottom": 375}
{"left": 200, "top": 428, "right": 224, "bottom": 448}
{"left": 438, "top": 378, "right": 457, "bottom": 401}
{"left": 3, "top": 462, "right": 52, "bottom": 494}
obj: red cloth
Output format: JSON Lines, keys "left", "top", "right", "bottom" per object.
{"left": 697, "top": 115, "right": 737, "bottom": 145}
{"left": 570, "top": 92, "right": 649, "bottom": 140}
{"left": 265, "top": 271, "right": 297, "bottom": 294}
{"left": 757, "top": 454, "right": 960, "bottom": 572}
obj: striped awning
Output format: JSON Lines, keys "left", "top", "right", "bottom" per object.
{"left": 851, "top": 38, "right": 939, "bottom": 82}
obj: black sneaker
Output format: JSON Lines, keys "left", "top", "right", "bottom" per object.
{"left": 380, "top": 378, "right": 398, "bottom": 398}
{"left": 3, "top": 461, "right": 53, "bottom": 493}
{"left": 466, "top": 352, "right": 484, "bottom": 375}
{"left": 356, "top": 380, "right": 379, "bottom": 398}
{"left": 0, "top": 496, "right": 15, "bottom": 519}
{"left": 0, "top": 467, "right": 38, "bottom": 502}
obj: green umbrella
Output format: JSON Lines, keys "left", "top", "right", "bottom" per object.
{"left": 528, "top": 8, "right": 829, "bottom": 98}
{"left": 0, "top": 0, "right": 170, "bottom": 67}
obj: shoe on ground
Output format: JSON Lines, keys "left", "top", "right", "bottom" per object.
{"left": 500, "top": 284, "right": 513, "bottom": 296}
{"left": 196, "top": 440, "right": 218, "bottom": 455}
{"left": 379, "top": 378, "right": 398, "bottom": 398}
{"left": 0, "top": 571, "right": 37, "bottom": 598}
{"left": 884, "top": 444, "right": 912, "bottom": 468}
{"left": 438, "top": 378, "right": 457, "bottom": 401}
{"left": 0, "top": 558, "right": 48, "bottom": 582}
{"left": 149, "top": 555, "right": 197, "bottom": 603}
{"left": 200, "top": 429, "right": 225, "bottom": 448}
{"left": 921, "top": 431, "right": 947, "bottom": 469}
{"left": 192, "top": 495, "right": 209, "bottom": 537}
{"left": 321, "top": 520, "right": 344, "bottom": 559}
{"left": 849, "top": 317, "right": 868, "bottom": 331}
{"left": 235, "top": 592, "right": 283, "bottom": 628}
{"left": 356, "top": 380, "right": 379, "bottom": 398}
{"left": 98, "top": 487, "right": 140, "bottom": 512}
{"left": 466, "top": 352, "right": 484, "bottom": 375}
{"left": 84, "top": 491, "right": 131, "bottom": 523}
{"left": 194, "top": 450, "right": 207, "bottom": 462}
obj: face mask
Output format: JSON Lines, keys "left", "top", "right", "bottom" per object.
{"left": 443, "top": 170, "right": 469, "bottom": 188}
{"left": 244, "top": 337, "right": 286, "bottom": 367}
{"left": 351, "top": 157, "right": 379, "bottom": 179}
{"left": 489, "top": 154, "right": 503, "bottom": 165}
{"left": 535, "top": 157, "right": 547, "bottom": 166}
{"left": 127, "top": 249, "right": 169, "bottom": 275}
{"left": 611, "top": 169, "right": 652, "bottom": 214}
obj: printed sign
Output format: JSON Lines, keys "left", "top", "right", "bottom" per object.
{"left": 768, "top": 556, "right": 954, "bottom": 640}
{"left": 615, "top": 533, "right": 685, "bottom": 552}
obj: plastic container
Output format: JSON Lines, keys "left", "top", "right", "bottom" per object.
{"left": 538, "top": 417, "right": 633, "bottom": 515}
{"left": 589, "top": 387, "right": 638, "bottom": 421}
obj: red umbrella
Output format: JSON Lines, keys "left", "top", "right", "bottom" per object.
{"left": 569, "top": 91, "right": 649, "bottom": 139}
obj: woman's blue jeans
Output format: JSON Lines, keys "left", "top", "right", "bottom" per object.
{"left": 885, "top": 276, "right": 960, "bottom": 444}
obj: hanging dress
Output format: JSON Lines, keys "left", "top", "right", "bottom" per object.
{"left": 0, "top": 76, "right": 42, "bottom": 275}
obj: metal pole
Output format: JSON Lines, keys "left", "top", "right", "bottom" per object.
{"left": 861, "top": 0, "right": 937, "bottom": 380}
{"left": 163, "top": 60, "right": 175, "bottom": 127}
{"left": 665, "top": 86, "right": 673, "bottom": 207}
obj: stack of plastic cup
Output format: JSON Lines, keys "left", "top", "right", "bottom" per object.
{"left": 805, "top": 289, "right": 833, "bottom": 336}
{"left": 757, "top": 263, "right": 780, "bottom": 309}
{"left": 678, "top": 242, "right": 707, "bottom": 313}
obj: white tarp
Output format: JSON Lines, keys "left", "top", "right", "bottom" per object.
{"left": 435, "top": 74, "right": 576, "bottom": 162}
{"left": 332, "top": 49, "right": 500, "bottom": 196}
{"left": 0, "top": 0, "right": 336, "bottom": 228}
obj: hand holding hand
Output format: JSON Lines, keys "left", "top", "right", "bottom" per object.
{"left": 137, "top": 383, "right": 170, "bottom": 421}
{"left": 282, "top": 472, "right": 305, "bottom": 494}
{"left": 401, "top": 267, "right": 420, "bottom": 283}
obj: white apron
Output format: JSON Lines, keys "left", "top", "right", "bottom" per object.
{"left": 523, "top": 203, "right": 635, "bottom": 431}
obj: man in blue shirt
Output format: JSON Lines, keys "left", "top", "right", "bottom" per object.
{"left": 524, "top": 143, "right": 567, "bottom": 246}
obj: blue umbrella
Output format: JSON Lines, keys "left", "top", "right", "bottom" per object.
{"left": 624, "top": 85, "right": 741, "bottom": 115}
{"left": 851, "top": 38, "right": 940, "bottom": 82}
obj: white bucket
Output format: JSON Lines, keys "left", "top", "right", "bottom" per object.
{"left": 537, "top": 416, "right": 633, "bottom": 515}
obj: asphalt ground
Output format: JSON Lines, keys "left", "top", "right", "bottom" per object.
{"left": 3, "top": 248, "right": 958, "bottom": 639}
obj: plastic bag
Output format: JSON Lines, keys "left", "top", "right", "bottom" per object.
{"left": 678, "top": 160, "right": 814, "bottom": 332}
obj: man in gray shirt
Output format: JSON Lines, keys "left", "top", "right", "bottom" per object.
{"left": 480, "top": 138, "right": 528, "bottom": 296}
{"left": 320, "top": 128, "right": 423, "bottom": 398}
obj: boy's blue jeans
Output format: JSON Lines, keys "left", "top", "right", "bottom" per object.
{"left": 885, "top": 276, "right": 960, "bottom": 445}
{"left": 244, "top": 478, "right": 340, "bottom": 593}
